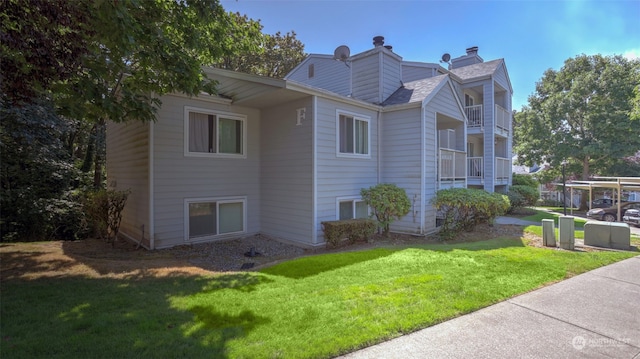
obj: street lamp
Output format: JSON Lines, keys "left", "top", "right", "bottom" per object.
{"left": 561, "top": 160, "right": 567, "bottom": 216}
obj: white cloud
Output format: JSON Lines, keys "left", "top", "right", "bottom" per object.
{"left": 622, "top": 49, "right": 640, "bottom": 60}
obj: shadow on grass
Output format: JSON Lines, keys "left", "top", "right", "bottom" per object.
{"left": 1, "top": 273, "right": 271, "bottom": 358}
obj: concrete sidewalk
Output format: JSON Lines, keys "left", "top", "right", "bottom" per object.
{"left": 339, "top": 256, "right": 640, "bottom": 359}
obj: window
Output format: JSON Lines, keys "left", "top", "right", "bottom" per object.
{"left": 465, "top": 94, "right": 474, "bottom": 107}
{"left": 185, "top": 107, "right": 246, "bottom": 157}
{"left": 308, "top": 63, "right": 314, "bottom": 78}
{"left": 338, "top": 198, "right": 369, "bottom": 220}
{"left": 186, "top": 198, "right": 246, "bottom": 240}
{"left": 337, "top": 112, "right": 370, "bottom": 156}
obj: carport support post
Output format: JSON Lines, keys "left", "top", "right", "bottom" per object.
{"left": 558, "top": 216, "right": 575, "bottom": 250}
{"left": 542, "top": 219, "right": 556, "bottom": 247}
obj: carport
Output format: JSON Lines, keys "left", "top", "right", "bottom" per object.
{"left": 563, "top": 177, "right": 640, "bottom": 221}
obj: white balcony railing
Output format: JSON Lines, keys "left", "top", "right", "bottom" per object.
{"left": 465, "top": 104, "right": 510, "bottom": 134}
{"left": 439, "top": 149, "right": 466, "bottom": 181}
{"left": 467, "top": 157, "right": 483, "bottom": 178}
{"left": 495, "top": 104, "right": 510, "bottom": 132}
{"left": 465, "top": 105, "right": 483, "bottom": 128}
{"left": 496, "top": 157, "right": 510, "bottom": 180}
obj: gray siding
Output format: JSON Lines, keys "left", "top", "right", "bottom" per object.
{"left": 493, "top": 63, "right": 510, "bottom": 97}
{"left": 402, "top": 65, "right": 436, "bottom": 83}
{"left": 286, "top": 57, "right": 351, "bottom": 96}
{"left": 483, "top": 82, "right": 496, "bottom": 192}
{"left": 381, "top": 108, "right": 423, "bottom": 234}
{"left": 106, "top": 120, "right": 150, "bottom": 247}
{"left": 315, "top": 98, "right": 379, "bottom": 242}
{"left": 260, "top": 98, "right": 314, "bottom": 245}
{"left": 351, "top": 53, "right": 381, "bottom": 103}
{"left": 422, "top": 108, "right": 438, "bottom": 234}
{"left": 152, "top": 95, "right": 261, "bottom": 248}
{"left": 382, "top": 52, "right": 402, "bottom": 102}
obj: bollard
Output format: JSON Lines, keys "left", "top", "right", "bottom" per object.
{"left": 558, "top": 216, "right": 575, "bottom": 250}
{"left": 542, "top": 219, "right": 556, "bottom": 247}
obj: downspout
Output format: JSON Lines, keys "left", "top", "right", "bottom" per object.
{"left": 148, "top": 120, "right": 155, "bottom": 250}
{"left": 377, "top": 110, "right": 382, "bottom": 184}
{"left": 312, "top": 95, "right": 318, "bottom": 244}
{"left": 420, "top": 104, "right": 426, "bottom": 234}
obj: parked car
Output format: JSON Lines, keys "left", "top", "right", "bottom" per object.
{"left": 586, "top": 202, "right": 640, "bottom": 222}
{"left": 623, "top": 208, "right": 640, "bottom": 227}
{"left": 591, "top": 198, "right": 616, "bottom": 208}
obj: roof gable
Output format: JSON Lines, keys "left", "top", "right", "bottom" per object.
{"left": 382, "top": 75, "right": 448, "bottom": 106}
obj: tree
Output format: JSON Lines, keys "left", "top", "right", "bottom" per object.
{"left": 514, "top": 54, "right": 640, "bottom": 208}
{"left": 215, "top": 12, "right": 306, "bottom": 78}
{"left": 360, "top": 184, "right": 410, "bottom": 236}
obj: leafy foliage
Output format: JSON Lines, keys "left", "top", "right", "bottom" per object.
{"left": 321, "top": 219, "right": 377, "bottom": 247}
{"left": 360, "top": 184, "right": 411, "bottom": 236}
{"left": 514, "top": 54, "right": 640, "bottom": 184}
{"left": 215, "top": 12, "right": 306, "bottom": 78}
{"left": 0, "top": 99, "right": 81, "bottom": 240}
{"left": 432, "top": 188, "right": 510, "bottom": 240}
{"left": 509, "top": 185, "right": 539, "bottom": 207}
{"left": 512, "top": 173, "right": 538, "bottom": 188}
{"left": 506, "top": 191, "right": 526, "bottom": 214}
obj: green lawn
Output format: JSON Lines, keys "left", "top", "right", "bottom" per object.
{"left": 1, "top": 238, "right": 636, "bottom": 359}
{"left": 522, "top": 208, "right": 588, "bottom": 228}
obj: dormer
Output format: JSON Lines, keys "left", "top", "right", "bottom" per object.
{"left": 350, "top": 36, "right": 403, "bottom": 104}
{"left": 450, "top": 46, "right": 484, "bottom": 69}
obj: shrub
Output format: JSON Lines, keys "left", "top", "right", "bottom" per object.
{"left": 509, "top": 185, "right": 539, "bottom": 206}
{"left": 84, "top": 189, "right": 130, "bottom": 243}
{"left": 360, "top": 183, "right": 410, "bottom": 236}
{"left": 321, "top": 219, "right": 377, "bottom": 247}
{"left": 512, "top": 173, "right": 539, "bottom": 188}
{"left": 506, "top": 191, "right": 526, "bottom": 214}
{"left": 431, "top": 188, "right": 509, "bottom": 240}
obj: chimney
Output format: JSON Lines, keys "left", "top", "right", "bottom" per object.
{"left": 373, "top": 36, "right": 385, "bottom": 47}
{"left": 466, "top": 46, "right": 479, "bottom": 56}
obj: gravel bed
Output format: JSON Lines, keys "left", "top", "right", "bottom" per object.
{"left": 167, "top": 234, "right": 306, "bottom": 272}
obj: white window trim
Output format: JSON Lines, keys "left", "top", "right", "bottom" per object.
{"left": 183, "top": 106, "right": 247, "bottom": 159}
{"left": 335, "top": 109, "right": 371, "bottom": 159}
{"left": 336, "top": 196, "right": 369, "bottom": 220}
{"left": 184, "top": 196, "right": 247, "bottom": 241}
{"left": 465, "top": 93, "right": 475, "bottom": 107}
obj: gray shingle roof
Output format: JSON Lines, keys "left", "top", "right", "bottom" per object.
{"left": 448, "top": 59, "right": 503, "bottom": 80}
{"left": 382, "top": 74, "right": 448, "bottom": 106}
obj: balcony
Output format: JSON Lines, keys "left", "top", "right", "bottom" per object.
{"left": 439, "top": 149, "right": 466, "bottom": 188}
{"left": 467, "top": 157, "right": 483, "bottom": 178}
{"left": 465, "top": 105, "right": 483, "bottom": 128}
{"left": 465, "top": 104, "right": 511, "bottom": 136}
{"left": 466, "top": 156, "right": 510, "bottom": 185}
{"left": 496, "top": 157, "right": 510, "bottom": 183}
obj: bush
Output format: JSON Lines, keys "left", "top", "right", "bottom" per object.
{"left": 83, "top": 189, "right": 130, "bottom": 243}
{"left": 509, "top": 185, "right": 539, "bottom": 206}
{"left": 512, "top": 173, "right": 538, "bottom": 188}
{"left": 321, "top": 219, "right": 377, "bottom": 247}
{"left": 506, "top": 191, "right": 526, "bottom": 214}
{"left": 536, "top": 199, "right": 563, "bottom": 207}
{"left": 431, "top": 188, "right": 510, "bottom": 240}
{"left": 360, "top": 183, "right": 410, "bottom": 236}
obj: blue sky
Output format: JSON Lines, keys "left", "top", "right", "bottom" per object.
{"left": 220, "top": 0, "right": 640, "bottom": 110}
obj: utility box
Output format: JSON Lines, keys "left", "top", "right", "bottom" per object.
{"left": 542, "top": 219, "right": 556, "bottom": 247}
{"left": 585, "top": 221, "right": 630, "bottom": 250}
{"left": 558, "top": 216, "right": 575, "bottom": 250}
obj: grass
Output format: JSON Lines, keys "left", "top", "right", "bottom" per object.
{"left": 1, "top": 238, "right": 637, "bottom": 359}
{"left": 521, "top": 208, "right": 588, "bottom": 228}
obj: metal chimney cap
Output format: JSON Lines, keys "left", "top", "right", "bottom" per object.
{"left": 373, "top": 36, "right": 385, "bottom": 47}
